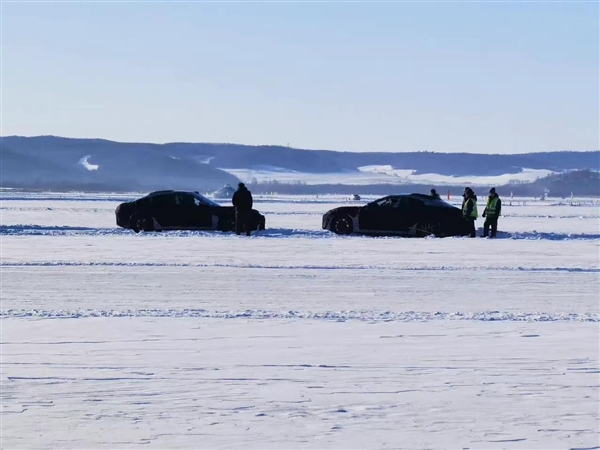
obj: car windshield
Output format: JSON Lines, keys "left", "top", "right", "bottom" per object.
{"left": 192, "top": 192, "right": 221, "bottom": 207}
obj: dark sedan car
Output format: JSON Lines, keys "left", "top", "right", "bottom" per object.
{"left": 115, "top": 190, "right": 266, "bottom": 233}
{"left": 322, "top": 193, "right": 470, "bottom": 237}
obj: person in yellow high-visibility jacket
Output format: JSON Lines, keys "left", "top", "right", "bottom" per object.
{"left": 461, "top": 187, "right": 478, "bottom": 238}
{"left": 482, "top": 187, "right": 502, "bottom": 238}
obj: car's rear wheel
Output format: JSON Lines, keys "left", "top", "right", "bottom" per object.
{"left": 257, "top": 215, "right": 266, "bottom": 231}
{"left": 416, "top": 222, "right": 440, "bottom": 237}
{"left": 332, "top": 215, "right": 353, "bottom": 235}
{"left": 225, "top": 217, "right": 236, "bottom": 232}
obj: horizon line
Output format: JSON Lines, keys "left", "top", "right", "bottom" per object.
{"left": 2, "top": 134, "right": 599, "bottom": 156}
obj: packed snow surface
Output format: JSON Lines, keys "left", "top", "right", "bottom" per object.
{"left": 1, "top": 191, "right": 599, "bottom": 449}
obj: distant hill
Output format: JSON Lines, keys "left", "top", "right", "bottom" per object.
{"left": 1, "top": 136, "right": 239, "bottom": 192}
{"left": 528, "top": 170, "right": 600, "bottom": 197}
{"left": 1, "top": 135, "right": 598, "bottom": 193}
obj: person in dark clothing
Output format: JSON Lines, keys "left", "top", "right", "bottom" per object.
{"left": 462, "top": 187, "right": 478, "bottom": 238}
{"left": 232, "top": 182, "right": 253, "bottom": 236}
{"left": 482, "top": 187, "right": 502, "bottom": 238}
{"left": 430, "top": 189, "right": 441, "bottom": 200}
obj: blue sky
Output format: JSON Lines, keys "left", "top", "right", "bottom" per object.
{"left": 2, "top": 1, "right": 598, "bottom": 153}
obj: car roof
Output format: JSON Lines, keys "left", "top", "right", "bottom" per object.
{"left": 145, "top": 190, "right": 176, "bottom": 197}
{"left": 376, "top": 193, "right": 456, "bottom": 209}
{"left": 145, "top": 190, "right": 202, "bottom": 198}
{"left": 143, "top": 190, "right": 221, "bottom": 207}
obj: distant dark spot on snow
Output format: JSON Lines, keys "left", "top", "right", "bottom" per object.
{"left": 318, "top": 364, "right": 351, "bottom": 368}
{"left": 521, "top": 334, "right": 540, "bottom": 338}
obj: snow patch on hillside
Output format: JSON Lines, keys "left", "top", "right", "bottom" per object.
{"left": 357, "top": 166, "right": 556, "bottom": 186}
{"left": 222, "top": 167, "right": 556, "bottom": 186}
{"left": 78, "top": 155, "right": 99, "bottom": 171}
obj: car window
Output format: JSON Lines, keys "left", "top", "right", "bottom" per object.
{"left": 151, "top": 193, "right": 176, "bottom": 208}
{"left": 192, "top": 193, "right": 220, "bottom": 207}
{"left": 176, "top": 193, "right": 197, "bottom": 208}
{"left": 374, "top": 197, "right": 398, "bottom": 208}
{"left": 396, "top": 197, "right": 424, "bottom": 210}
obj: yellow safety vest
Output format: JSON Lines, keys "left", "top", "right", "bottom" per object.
{"left": 486, "top": 197, "right": 499, "bottom": 217}
{"left": 463, "top": 198, "right": 478, "bottom": 219}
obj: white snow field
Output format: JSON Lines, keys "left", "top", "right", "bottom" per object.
{"left": 1, "top": 191, "right": 599, "bottom": 449}
{"left": 222, "top": 167, "right": 556, "bottom": 187}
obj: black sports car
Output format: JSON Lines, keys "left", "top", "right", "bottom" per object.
{"left": 115, "top": 190, "right": 266, "bottom": 233}
{"left": 322, "top": 193, "right": 471, "bottom": 237}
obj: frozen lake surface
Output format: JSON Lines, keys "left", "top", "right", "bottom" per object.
{"left": 1, "top": 192, "right": 599, "bottom": 449}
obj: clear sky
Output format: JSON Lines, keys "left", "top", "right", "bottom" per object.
{"left": 2, "top": 1, "right": 599, "bottom": 153}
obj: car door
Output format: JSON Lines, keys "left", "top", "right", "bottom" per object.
{"left": 393, "top": 196, "right": 425, "bottom": 235}
{"left": 177, "top": 193, "right": 213, "bottom": 229}
{"left": 358, "top": 197, "right": 401, "bottom": 233}
{"left": 150, "top": 193, "right": 180, "bottom": 228}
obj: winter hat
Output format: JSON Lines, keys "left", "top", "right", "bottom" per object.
{"left": 489, "top": 187, "right": 496, "bottom": 194}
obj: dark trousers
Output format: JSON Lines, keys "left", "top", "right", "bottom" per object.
{"left": 235, "top": 209, "right": 252, "bottom": 236}
{"left": 466, "top": 218, "right": 476, "bottom": 238}
{"left": 483, "top": 217, "right": 498, "bottom": 238}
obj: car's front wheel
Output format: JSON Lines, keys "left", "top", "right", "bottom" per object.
{"left": 332, "top": 215, "right": 354, "bottom": 235}
{"left": 130, "top": 214, "right": 154, "bottom": 233}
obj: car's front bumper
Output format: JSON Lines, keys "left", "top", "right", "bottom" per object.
{"left": 114, "top": 205, "right": 127, "bottom": 228}
{"left": 322, "top": 213, "right": 332, "bottom": 230}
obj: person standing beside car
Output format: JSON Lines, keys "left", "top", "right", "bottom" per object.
{"left": 462, "top": 187, "right": 478, "bottom": 238}
{"left": 232, "top": 182, "right": 253, "bottom": 236}
{"left": 482, "top": 187, "right": 502, "bottom": 238}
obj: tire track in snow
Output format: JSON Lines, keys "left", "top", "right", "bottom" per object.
{"left": 0, "top": 225, "right": 330, "bottom": 238}
{"left": 1, "top": 309, "right": 598, "bottom": 322}
{"left": 1, "top": 261, "right": 598, "bottom": 273}
{"left": 2, "top": 225, "right": 600, "bottom": 240}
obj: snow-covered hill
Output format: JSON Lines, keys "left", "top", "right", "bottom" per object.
{"left": 2, "top": 135, "right": 598, "bottom": 192}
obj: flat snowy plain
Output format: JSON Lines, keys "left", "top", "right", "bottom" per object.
{"left": 1, "top": 191, "right": 599, "bottom": 449}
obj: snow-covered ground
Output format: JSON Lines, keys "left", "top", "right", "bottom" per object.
{"left": 222, "top": 167, "right": 555, "bottom": 186}
{"left": 1, "top": 192, "right": 599, "bottom": 449}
